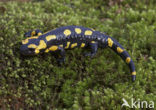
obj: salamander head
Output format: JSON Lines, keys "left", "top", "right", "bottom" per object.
{"left": 20, "top": 36, "right": 47, "bottom": 56}
{"left": 24, "top": 30, "right": 42, "bottom": 37}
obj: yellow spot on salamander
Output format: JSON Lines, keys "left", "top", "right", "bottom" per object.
{"left": 75, "top": 28, "right": 81, "bottom": 34}
{"left": 126, "top": 57, "right": 131, "bottom": 63}
{"left": 38, "top": 32, "right": 42, "bottom": 36}
{"left": 84, "top": 30, "right": 92, "bottom": 35}
{"left": 64, "top": 29, "right": 71, "bottom": 36}
{"left": 107, "top": 38, "right": 113, "bottom": 47}
{"left": 22, "top": 36, "right": 38, "bottom": 44}
{"left": 81, "top": 43, "right": 85, "bottom": 48}
{"left": 22, "top": 39, "right": 28, "bottom": 44}
{"left": 45, "top": 49, "right": 49, "bottom": 53}
{"left": 36, "top": 40, "right": 47, "bottom": 50}
{"left": 49, "top": 46, "right": 58, "bottom": 51}
{"left": 65, "top": 42, "right": 70, "bottom": 49}
{"left": 31, "top": 31, "right": 36, "bottom": 36}
{"left": 46, "top": 35, "right": 56, "bottom": 41}
{"left": 91, "top": 41, "right": 96, "bottom": 43}
{"left": 71, "top": 43, "right": 77, "bottom": 48}
{"left": 28, "top": 36, "right": 38, "bottom": 39}
{"left": 35, "top": 49, "right": 40, "bottom": 54}
{"left": 117, "top": 47, "right": 124, "bottom": 53}
{"left": 28, "top": 44, "right": 37, "bottom": 48}
{"left": 132, "top": 71, "right": 136, "bottom": 75}
{"left": 59, "top": 44, "right": 63, "bottom": 47}
{"left": 45, "top": 45, "right": 58, "bottom": 52}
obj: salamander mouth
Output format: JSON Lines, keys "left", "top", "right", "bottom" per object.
{"left": 20, "top": 45, "right": 35, "bottom": 56}
{"left": 20, "top": 50, "right": 35, "bottom": 56}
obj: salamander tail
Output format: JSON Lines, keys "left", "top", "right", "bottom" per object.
{"left": 106, "top": 37, "right": 136, "bottom": 81}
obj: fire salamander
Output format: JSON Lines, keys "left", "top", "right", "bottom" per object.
{"left": 20, "top": 25, "right": 136, "bottom": 81}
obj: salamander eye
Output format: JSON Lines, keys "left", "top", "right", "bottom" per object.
{"left": 24, "top": 31, "right": 32, "bottom": 37}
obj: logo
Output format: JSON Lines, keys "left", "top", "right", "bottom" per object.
{"left": 122, "top": 98, "right": 154, "bottom": 108}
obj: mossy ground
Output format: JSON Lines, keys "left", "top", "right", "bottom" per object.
{"left": 0, "top": 0, "right": 156, "bottom": 109}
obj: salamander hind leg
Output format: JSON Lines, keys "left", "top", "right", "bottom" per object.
{"left": 84, "top": 41, "right": 98, "bottom": 57}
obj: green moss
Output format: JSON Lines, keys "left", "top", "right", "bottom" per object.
{"left": 0, "top": 0, "right": 156, "bottom": 109}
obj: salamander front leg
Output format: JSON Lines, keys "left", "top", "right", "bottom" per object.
{"left": 84, "top": 42, "right": 98, "bottom": 57}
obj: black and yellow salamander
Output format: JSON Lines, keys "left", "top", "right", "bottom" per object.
{"left": 20, "top": 25, "right": 136, "bottom": 81}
